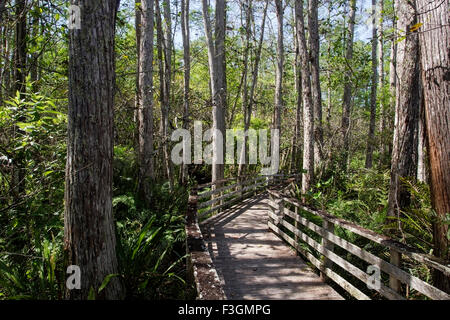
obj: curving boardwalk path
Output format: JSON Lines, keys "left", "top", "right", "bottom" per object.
{"left": 200, "top": 193, "right": 343, "bottom": 300}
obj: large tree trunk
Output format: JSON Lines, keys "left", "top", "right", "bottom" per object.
{"left": 65, "top": 0, "right": 123, "bottom": 299}
{"left": 416, "top": 0, "right": 450, "bottom": 293}
{"left": 308, "top": 0, "right": 322, "bottom": 166}
{"left": 201, "top": 0, "right": 226, "bottom": 187}
{"left": 340, "top": 0, "right": 356, "bottom": 171}
{"left": 386, "top": 0, "right": 420, "bottom": 236}
{"left": 137, "top": 0, "right": 155, "bottom": 205}
{"left": 365, "top": 0, "right": 378, "bottom": 169}
{"left": 295, "top": 0, "right": 314, "bottom": 195}
{"left": 181, "top": 0, "right": 190, "bottom": 183}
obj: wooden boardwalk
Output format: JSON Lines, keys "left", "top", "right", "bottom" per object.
{"left": 201, "top": 194, "right": 343, "bottom": 300}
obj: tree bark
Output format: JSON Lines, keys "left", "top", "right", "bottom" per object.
{"left": 162, "top": 0, "right": 174, "bottom": 190}
{"left": 295, "top": 0, "right": 314, "bottom": 195}
{"left": 378, "top": 0, "right": 388, "bottom": 166}
{"left": 273, "top": 0, "right": 283, "bottom": 136}
{"left": 293, "top": 3, "right": 302, "bottom": 171}
{"left": 340, "top": 0, "right": 356, "bottom": 171}
{"left": 181, "top": 0, "right": 190, "bottom": 183}
{"left": 308, "top": 0, "right": 323, "bottom": 166}
{"left": 65, "top": 0, "right": 123, "bottom": 299}
{"left": 237, "top": 0, "right": 252, "bottom": 177}
{"left": 386, "top": 0, "right": 420, "bottom": 236}
{"left": 365, "top": 0, "right": 378, "bottom": 169}
{"left": 416, "top": 0, "right": 450, "bottom": 293}
{"left": 201, "top": 0, "right": 226, "bottom": 187}
{"left": 137, "top": 0, "right": 155, "bottom": 205}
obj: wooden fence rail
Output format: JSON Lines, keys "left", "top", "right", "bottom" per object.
{"left": 267, "top": 189, "right": 450, "bottom": 300}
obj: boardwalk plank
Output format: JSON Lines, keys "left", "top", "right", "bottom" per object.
{"left": 201, "top": 195, "right": 344, "bottom": 300}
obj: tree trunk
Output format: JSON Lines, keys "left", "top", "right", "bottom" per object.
{"left": 12, "top": 0, "right": 27, "bottom": 202}
{"left": 293, "top": 4, "right": 302, "bottom": 171}
{"left": 416, "top": 0, "right": 450, "bottom": 293}
{"left": 365, "top": 0, "right": 378, "bottom": 169}
{"left": 295, "top": 0, "right": 314, "bottom": 195}
{"left": 340, "top": 0, "right": 356, "bottom": 171}
{"left": 181, "top": 0, "right": 190, "bottom": 183}
{"left": 386, "top": 0, "right": 420, "bottom": 237}
{"left": 162, "top": 0, "right": 174, "bottom": 190}
{"left": 137, "top": 0, "right": 155, "bottom": 205}
{"left": 134, "top": 0, "right": 142, "bottom": 161}
{"left": 387, "top": 0, "right": 397, "bottom": 165}
{"left": 65, "top": 0, "right": 123, "bottom": 299}
{"left": 237, "top": 0, "right": 252, "bottom": 177}
{"left": 378, "top": 0, "right": 388, "bottom": 166}
{"left": 273, "top": 0, "right": 283, "bottom": 136}
{"left": 308, "top": 0, "right": 323, "bottom": 166}
{"left": 201, "top": 0, "right": 226, "bottom": 188}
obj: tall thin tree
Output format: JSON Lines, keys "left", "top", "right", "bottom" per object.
{"left": 295, "top": 0, "right": 314, "bottom": 195}
{"left": 137, "top": 0, "right": 155, "bottom": 205}
{"left": 340, "top": 0, "right": 356, "bottom": 171}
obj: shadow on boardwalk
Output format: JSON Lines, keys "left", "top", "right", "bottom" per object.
{"left": 201, "top": 193, "right": 344, "bottom": 300}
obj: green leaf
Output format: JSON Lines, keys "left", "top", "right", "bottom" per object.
{"left": 98, "top": 274, "right": 119, "bottom": 293}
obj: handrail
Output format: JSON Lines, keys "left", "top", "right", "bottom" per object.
{"left": 267, "top": 189, "right": 450, "bottom": 300}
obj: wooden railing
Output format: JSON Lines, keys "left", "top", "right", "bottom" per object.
{"left": 186, "top": 173, "right": 300, "bottom": 299}
{"left": 267, "top": 189, "right": 450, "bottom": 300}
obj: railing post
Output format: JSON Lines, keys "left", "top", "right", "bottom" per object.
{"left": 275, "top": 197, "right": 284, "bottom": 224}
{"left": 320, "top": 220, "right": 335, "bottom": 282}
{"left": 389, "top": 249, "right": 402, "bottom": 293}
{"left": 294, "top": 206, "right": 299, "bottom": 243}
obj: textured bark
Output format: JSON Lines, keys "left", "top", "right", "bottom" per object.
{"left": 416, "top": 0, "right": 450, "bottom": 292}
{"left": 293, "top": 4, "right": 303, "bottom": 171}
{"left": 295, "top": 0, "right": 314, "bottom": 195}
{"left": 273, "top": 0, "right": 283, "bottom": 135}
{"left": 365, "top": 0, "right": 378, "bottom": 169}
{"left": 181, "top": 0, "right": 190, "bottom": 183}
{"left": 162, "top": 0, "right": 174, "bottom": 189}
{"left": 65, "top": 0, "right": 123, "bottom": 299}
{"left": 201, "top": 0, "right": 226, "bottom": 187}
{"left": 137, "top": 0, "right": 155, "bottom": 205}
{"left": 134, "top": 0, "right": 141, "bottom": 157}
{"left": 378, "top": 0, "right": 388, "bottom": 165}
{"left": 12, "top": 0, "right": 27, "bottom": 201}
{"left": 308, "top": 0, "right": 323, "bottom": 166}
{"left": 340, "top": 0, "right": 356, "bottom": 171}
{"left": 386, "top": 0, "right": 420, "bottom": 234}
{"left": 387, "top": 0, "right": 397, "bottom": 166}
